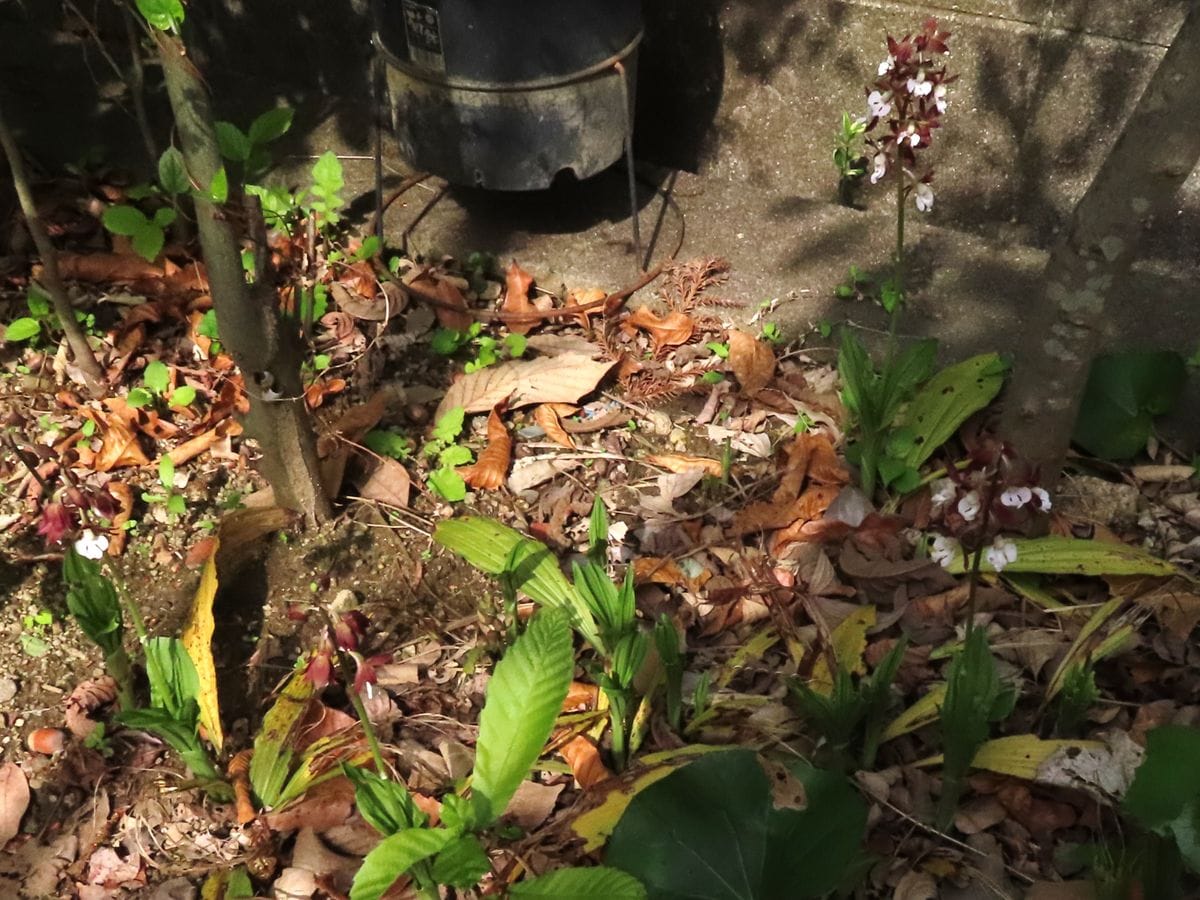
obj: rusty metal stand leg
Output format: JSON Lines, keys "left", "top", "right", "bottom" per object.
{"left": 615, "top": 61, "right": 643, "bottom": 274}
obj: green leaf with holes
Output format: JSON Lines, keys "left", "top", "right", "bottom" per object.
{"left": 899, "top": 353, "right": 1007, "bottom": 467}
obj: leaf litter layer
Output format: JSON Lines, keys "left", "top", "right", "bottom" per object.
{"left": 2, "top": 177, "right": 1200, "bottom": 898}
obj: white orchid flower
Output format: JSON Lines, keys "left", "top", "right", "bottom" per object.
{"left": 74, "top": 529, "right": 109, "bottom": 560}
{"left": 986, "top": 537, "right": 1019, "bottom": 572}
{"left": 914, "top": 182, "right": 934, "bottom": 212}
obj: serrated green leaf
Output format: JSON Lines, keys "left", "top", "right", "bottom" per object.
{"left": 344, "top": 764, "right": 425, "bottom": 835}
{"left": 349, "top": 828, "right": 452, "bottom": 900}
{"left": 158, "top": 454, "right": 175, "bottom": 490}
{"left": 429, "top": 835, "right": 491, "bottom": 888}
{"left": 248, "top": 107, "right": 294, "bottom": 145}
{"left": 135, "top": 0, "right": 183, "bottom": 31}
{"left": 102, "top": 204, "right": 149, "bottom": 236}
{"left": 158, "top": 147, "right": 189, "bottom": 194}
{"left": 131, "top": 223, "right": 164, "bottom": 262}
{"left": 944, "top": 536, "right": 1174, "bottom": 577}
{"left": 901, "top": 353, "right": 1007, "bottom": 467}
{"left": 311, "top": 151, "right": 344, "bottom": 194}
{"left": 433, "top": 517, "right": 599, "bottom": 647}
{"left": 208, "top": 167, "right": 228, "bottom": 204}
{"left": 428, "top": 467, "right": 467, "bottom": 502}
{"left": 144, "top": 359, "right": 170, "bottom": 395}
{"left": 510, "top": 867, "right": 647, "bottom": 898}
{"left": 432, "top": 406, "right": 465, "bottom": 443}
{"left": 152, "top": 207, "right": 177, "bottom": 229}
{"left": 471, "top": 609, "right": 573, "bottom": 828}
{"left": 4, "top": 317, "right": 41, "bottom": 342}
{"left": 215, "top": 122, "right": 251, "bottom": 162}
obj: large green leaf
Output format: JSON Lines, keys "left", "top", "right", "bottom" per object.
{"left": 511, "top": 867, "right": 647, "bottom": 898}
{"left": 144, "top": 636, "right": 200, "bottom": 721}
{"left": 158, "top": 147, "right": 189, "bottom": 194}
{"left": 900, "top": 353, "right": 1007, "bottom": 467}
{"left": 428, "top": 834, "right": 491, "bottom": 888}
{"left": 344, "top": 764, "right": 425, "bottom": 835}
{"left": 247, "top": 107, "right": 294, "bottom": 145}
{"left": 471, "top": 609, "right": 574, "bottom": 828}
{"left": 606, "top": 749, "right": 866, "bottom": 899}
{"left": 215, "top": 122, "right": 251, "bottom": 163}
{"left": 1073, "top": 350, "right": 1186, "bottom": 460}
{"left": 102, "top": 204, "right": 149, "bottom": 236}
{"left": 434, "top": 517, "right": 599, "bottom": 648}
{"left": 945, "top": 536, "right": 1174, "bottom": 577}
{"left": 349, "top": 827, "right": 452, "bottom": 900}
{"left": 1123, "top": 726, "right": 1200, "bottom": 872}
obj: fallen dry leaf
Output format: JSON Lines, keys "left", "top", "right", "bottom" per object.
{"left": 502, "top": 261, "right": 537, "bottom": 335}
{"left": 437, "top": 353, "right": 616, "bottom": 419}
{"left": 106, "top": 482, "right": 134, "bottom": 556}
{"left": 0, "top": 762, "right": 30, "bottom": 847}
{"left": 305, "top": 377, "right": 347, "bottom": 409}
{"left": 732, "top": 484, "right": 841, "bottom": 536}
{"left": 558, "top": 735, "right": 611, "bottom": 789}
{"left": 460, "top": 408, "right": 512, "bottom": 490}
{"left": 625, "top": 307, "right": 695, "bottom": 354}
{"left": 94, "top": 416, "right": 150, "bottom": 471}
{"left": 409, "top": 271, "right": 471, "bottom": 331}
{"left": 65, "top": 677, "right": 118, "bottom": 739}
{"left": 533, "top": 404, "right": 576, "bottom": 449}
{"left": 503, "top": 780, "right": 564, "bottom": 830}
{"left": 228, "top": 750, "right": 257, "bottom": 825}
{"left": 357, "top": 457, "right": 412, "bottom": 509}
{"left": 166, "top": 419, "right": 242, "bottom": 467}
{"left": 645, "top": 453, "right": 723, "bottom": 478}
{"left": 563, "top": 681, "right": 600, "bottom": 711}
{"left": 728, "top": 329, "right": 776, "bottom": 395}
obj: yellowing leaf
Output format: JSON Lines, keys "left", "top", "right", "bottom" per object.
{"left": 946, "top": 536, "right": 1174, "bottom": 577}
{"left": 250, "top": 667, "right": 318, "bottom": 808}
{"left": 882, "top": 683, "right": 946, "bottom": 742}
{"left": 181, "top": 545, "right": 223, "bottom": 752}
{"left": 1045, "top": 598, "right": 1123, "bottom": 701}
{"left": 969, "top": 735, "right": 1105, "bottom": 780}
{"left": 809, "top": 606, "right": 875, "bottom": 696}
{"left": 436, "top": 353, "right": 616, "bottom": 420}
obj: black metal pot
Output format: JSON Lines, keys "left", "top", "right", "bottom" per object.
{"left": 374, "top": 0, "right": 643, "bottom": 191}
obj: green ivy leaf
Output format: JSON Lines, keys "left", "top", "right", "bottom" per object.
{"left": 311, "top": 151, "right": 344, "bottom": 195}
{"left": 153, "top": 207, "right": 177, "bottom": 229}
{"left": 363, "top": 429, "right": 411, "bottom": 460}
{"left": 102, "top": 204, "right": 150, "bottom": 237}
{"left": 4, "top": 317, "right": 41, "bottom": 342}
{"left": 144, "top": 360, "right": 170, "bottom": 395}
{"left": 438, "top": 445, "right": 473, "bottom": 468}
{"left": 247, "top": 107, "right": 294, "bottom": 145}
{"left": 1073, "top": 350, "right": 1186, "bottom": 460}
{"left": 215, "top": 122, "right": 252, "bottom": 163}
{"left": 26, "top": 285, "right": 51, "bottom": 319}
{"left": 158, "top": 147, "right": 189, "bottom": 194}
{"left": 126, "top": 387, "right": 154, "bottom": 408}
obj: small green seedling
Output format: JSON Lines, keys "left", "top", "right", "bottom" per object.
{"left": 760, "top": 321, "right": 784, "bottom": 344}
{"left": 19, "top": 608, "right": 53, "bottom": 658}
{"left": 364, "top": 428, "right": 413, "bottom": 461}
{"left": 128, "top": 360, "right": 196, "bottom": 409}
{"left": 141, "top": 455, "right": 187, "bottom": 519}
{"left": 63, "top": 549, "right": 136, "bottom": 711}
{"left": 424, "top": 407, "right": 472, "bottom": 502}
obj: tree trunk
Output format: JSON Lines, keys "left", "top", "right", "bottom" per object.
{"left": 999, "top": 4, "right": 1200, "bottom": 488}
{"left": 0, "top": 99, "right": 106, "bottom": 397}
{"left": 153, "top": 31, "right": 332, "bottom": 523}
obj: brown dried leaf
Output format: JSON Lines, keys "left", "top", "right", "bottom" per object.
{"left": 357, "top": 457, "right": 411, "bottom": 509}
{"left": 65, "top": 677, "right": 118, "bottom": 739}
{"left": 558, "top": 735, "right": 611, "bottom": 789}
{"left": 460, "top": 408, "right": 512, "bottom": 491}
{"left": 409, "top": 271, "right": 472, "bottom": 331}
{"left": 503, "top": 780, "right": 564, "bottom": 830}
{"left": 626, "top": 307, "right": 695, "bottom": 353}
{"left": 645, "top": 453, "right": 723, "bottom": 478}
{"left": 502, "top": 261, "right": 537, "bottom": 335}
{"left": 437, "top": 353, "right": 615, "bottom": 419}
{"left": 106, "top": 483, "right": 134, "bottom": 556}
{"left": 94, "top": 416, "right": 150, "bottom": 471}
{"left": 533, "top": 404, "right": 576, "bottom": 449}
{"left": 732, "top": 484, "right": 841, "bottom": 536}
{"left": 728, "top": 330, "right": 775, "bottom": 395}
{"left": 0, "top": 762, "right": 30, "bottom": 848}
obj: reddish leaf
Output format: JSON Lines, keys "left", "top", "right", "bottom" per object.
{"left": 409, "top": 271, "right": 472, "bottom": 331}
{"left": 502, "top": 261, "right": 537, "bottom": 335}
{"left": 0, "top": 763, "right": 29, "bottom": 848}
{"left": 65, "top": 677, "right": 118, "bottom": 738}
{"left": 626, "top": 307, "right": 695, "bottom": 354}
{"left": 728, "top": 330, "right": 776, "bottom": 395}
{"left": 460, "top": 407, "right": 512, "bottom": 490}
{"left": 558, "top": 735, "right": 611, "bottom": 789}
